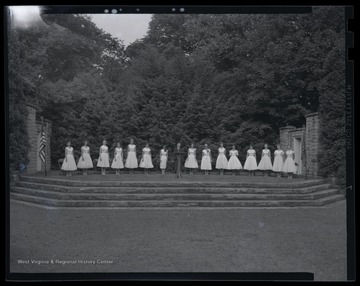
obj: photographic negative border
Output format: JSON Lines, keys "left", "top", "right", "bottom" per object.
{"left": 344, "top": 6, "right": 354, "bottom": 282}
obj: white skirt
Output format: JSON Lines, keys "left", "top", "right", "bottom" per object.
{"left": 77, "top": 153, "right": 94, "bottom": 169}
{"left": 201, "top": 156, "right": 212, "bottom": 170}
{"left": 61, "top": 155, "right": 77, "bottom": 171}
{"left": 125, "top": 151, "right": 138, "bottom": 168}
{"left": 227, "top": 156, "right": 242, "bottom": 170}
{"left": 160, "top": 155, "right": 167, "bottom": 169}
{"left": 140, "top": 154, "right": 154, "bottom": 168}
{"left": 185, "top": 154, "right": 199, "bottom": 168}
{"left": 257, "top": 156, "right": 273, "bottom": 170}
{"left": 215, "top": 154, "right": 228, "bottom": 169}
{"left": 77, "top": 153, "right": 93, "bottom": 169}
{"left": 97, "top": 153, "right": 110, "bottom": 168}
{"left": 111, "top": 154, "right": 124, "bottom": 169}
{"left": 244, "top": 156, "right": 257, "bottom": 170}
{"left": 283, "top": 158, "right": 296, "bottom": 173}
{"left": 272, "top": 157, "right": 284, "bottom": 172}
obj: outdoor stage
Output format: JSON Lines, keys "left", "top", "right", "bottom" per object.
{"left": 9, "top": 171, "right": 347, "bottom": 280}
{"left": 10, "top": 171, "right": 345, "bottom": 208}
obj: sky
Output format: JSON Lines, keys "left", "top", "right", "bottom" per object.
{"left": 8, "top": 7, "right": 152, "bottom": 47}
{"left": 8, "top": 6, "right": 42, "bottom": 28}
{"left": 90, "top": 14, "right": 152, "bottom": 46}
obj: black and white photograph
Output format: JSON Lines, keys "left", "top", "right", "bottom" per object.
{"left": 5, "top": 5, "right": 354, "bottom": 281}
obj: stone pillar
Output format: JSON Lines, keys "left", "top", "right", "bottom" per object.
{"left": 279, "top": 126, "right": 296, "bottom": 150}
{"left": 36, "top": 119, "right": 52, "bottom": 172}
{"left": 45, "top": 120, "right": 52, "bottom": 172}
{"left": 26, "top": 105, "right": 38, "bottom": 174}
{"left": 305, "top": 112, "right": 320, "bottom": 177}
{"left": 26, "top": 104, "right": 53, "bottom": 174}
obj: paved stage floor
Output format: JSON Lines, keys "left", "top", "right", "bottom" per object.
{"left": 9, "top": 198, "right": 347, "bottom": 281}
{"left": 23, "top": 170, "right": 310, "bottom": 183}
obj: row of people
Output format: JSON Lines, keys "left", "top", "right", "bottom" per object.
{"left": 61, "top": 139, "right": 297, "bottom": 178}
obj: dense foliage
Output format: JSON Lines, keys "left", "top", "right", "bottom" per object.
{"left": 316, "top": 8, "right": 346, "bottom": 183}
{"left": 7, "top": 7, "right": 345, "bottom": 179}
{"left": 8, "top": 27, "right": 31, "bottom": 170}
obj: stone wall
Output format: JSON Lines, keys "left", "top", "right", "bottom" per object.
{"left": 26, "top": 105, "right": 52, "bottom": 174}
{"left": 290, "top": 128, "right": 305, "bottom": 140}
{"left": 279, "top": 113, "right": 319, "bottom": 177}
{"left": 279, "top": 126, "right": 295, "bottom": 149}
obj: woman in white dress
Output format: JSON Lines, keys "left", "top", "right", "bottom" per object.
{"left": 227, "top": 145, "right": 242, "bottom": 175}
{"left": 125, "top": 138, "right": 138, "bottom": 173}
{"left": 215, "top": 142, "right": 228, "bottom": 175}
{"left": 184, "top": 143, "right": 199, "bottom": 175}
{"left": 244, "top": 144, "right": 257, "bottom": 176}
{"left": 200, "top": 144, "right": 212, "bottom": 175}
{"left": 61, "top": 141, "right": 77, "bottom": 176}
{"left": 272, "top": 144, "right": 284, "bottom": 178}
{"left": 111, "top": 142, "right": 124, "bottom": 175}
{"left": 77, "top": 140, "right": 93, "bottom": 175}
{"left": 97, "top": 140, "right": 110, "bottom": 175}
{"left": 257, "top": 144, "right": 273, "bottom": 176}
{"left": 283, "top": 145, "right": 296, "bottom": 179}
{"left": 159, "top": 145, "right": 168, "bottom": 175}
{"left": 139, "top": 142, "right": 154, "bottom": 174}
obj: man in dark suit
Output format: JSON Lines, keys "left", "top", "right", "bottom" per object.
{"left": 174, "top": 142, "right": 185, "bottom": 178}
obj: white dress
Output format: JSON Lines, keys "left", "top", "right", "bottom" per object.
{"left": 125, "top": 144, "right": 138, "bottom": 169}
{"left": 111, "top": 147, "right": 124, "bottom": 169}
{"left": 139, "top": 147, "right": 154, "bottom": 168}
{"left": 216, "top": 147, "right": 228, "bottom": 169}
{"left": 160, "top": 149, "right": 168, "bottom": 169}
{"left": 282, "top": 150, "right": 296, "bottom": 173}
{"left": 185, "top": 148, "right": 199, "bottom": 169}
{"left": 77, "top": 146, "right": 93, "bottom": 169}
{"left": 97, "top": 145, "right": 110, "bottom": 168}
{"left": 200, "top": 149, "right": 212, "bottom": 170}
{"left": 227, "top": 149, "right": 242, "bottom": 170}
{"left": 61, "top": 147, "right": 77, "bottom": 171}
{"left": 244, "top": 149, "right": 258, "bottom": 170}
{"left": 257, "top": 149, "right": 273, "bottom": 170}
{"left": 272, "top": 150, "right": 284, "bottom": 172}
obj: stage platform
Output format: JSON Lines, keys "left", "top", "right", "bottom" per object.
{"left": 14, "top": 170, "right": 315, "bottom": 182}
{"left": 10, "top": 171, "right": 345, "bottom": 208}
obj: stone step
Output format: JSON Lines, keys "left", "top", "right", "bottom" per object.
{"left": 11, "top": 187, "right": 340, "bottom": 201}
{"left": 18, "top": 176, "right": 330, "bottom": 189}
{"left": 10, "top": 192, "right": 345, "bottom": 208}
{"left": 14, "top": 181, "right": 333, "bottom": 194}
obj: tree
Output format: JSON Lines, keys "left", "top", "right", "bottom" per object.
{"left": 7, "top": 27, "right": 31, "bottom": 171}
{"left": 316, "top": 7, "right": 346, "bottom": 183}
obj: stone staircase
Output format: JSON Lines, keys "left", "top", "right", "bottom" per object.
{"left": 10, "top": 175, "right": 345, "bottom": 208}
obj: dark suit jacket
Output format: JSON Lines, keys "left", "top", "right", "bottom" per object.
{"left": 173, "top": 147, "right": 185, "bottom": 173}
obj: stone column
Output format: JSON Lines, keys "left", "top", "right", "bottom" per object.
{"left": 26, "top": 105, "right": 38, "bottom": 174}
{"left": 45, "top": 119, "right": 52, "bottom": 171}
{"left": 36, "top": 119, "right": 53, "bottom": 172}
{"left": 305, "top": 113, "right": 320, "bottom": 177}
{"left": 26, "top": 104, "right": 53, "bottom": 174}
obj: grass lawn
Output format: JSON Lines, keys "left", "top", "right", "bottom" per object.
{"left": 9, "top": 199, "right": 346, "bottom": 281}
